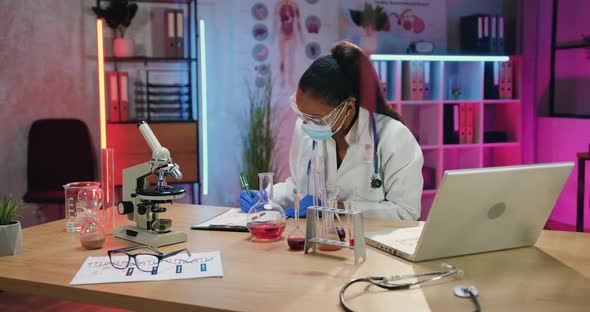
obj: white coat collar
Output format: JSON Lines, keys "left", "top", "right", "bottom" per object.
{"left": 344, "top": 107, "right": 371, "bottom": 145}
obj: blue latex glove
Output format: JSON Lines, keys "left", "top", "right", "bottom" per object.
{"left": 285, "top": 195, "right": 321, "bottom": 218}
{"left": 239, "top": 190, "right": 259, "bottom": 212}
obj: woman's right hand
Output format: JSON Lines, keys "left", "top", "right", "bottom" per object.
{"left": 239, "top": 190, "right": 260, "bottom": 212}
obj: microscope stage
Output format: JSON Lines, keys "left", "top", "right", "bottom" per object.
{"left": 137, "top": 185, "right": 186, "bottom": 196}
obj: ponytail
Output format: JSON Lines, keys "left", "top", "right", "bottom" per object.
{"left": 330, "top": 40, "right": 403, "bottom": 122}
{"left": 298, "top": 40, "right": 403, "bottom": 123}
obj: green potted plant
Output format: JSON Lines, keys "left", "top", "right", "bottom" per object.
{"left": 242, "top": 73, "right": 275, "bottom": 190}
{"left": 349, "top": 3, "right": 390, "bottom": 54}
{"left": 93, "top": 0, "right": 138, "bottom": 57}
{"left": 0, "top": 195, "right": 23, "bottom": 256}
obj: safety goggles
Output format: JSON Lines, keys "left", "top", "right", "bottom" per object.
{"left": 289, "top": 95, "right": 354, "bottom": 126}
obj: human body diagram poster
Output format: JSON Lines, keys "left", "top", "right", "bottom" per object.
{"left": 70, "top": 251, "right": 223, "bottom": 285}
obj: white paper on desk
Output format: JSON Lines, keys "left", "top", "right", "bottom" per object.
{"left": 196, "top": 208, "right": 247, "bottom": 227}
{"left": 70, "top": 251, "right": 223, "bottom": 285}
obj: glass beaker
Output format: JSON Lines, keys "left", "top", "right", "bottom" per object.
{"left": 63, "top": 182, "right": 101, "bottom": 233}
{"left": 247, "top": 173, "right": 286, "bottom": 242}
{"left": 318, "top": 185, "right": 344, "bottom": 251}
{"left": 77, "top": 185, "right": 105, "bottom": 250}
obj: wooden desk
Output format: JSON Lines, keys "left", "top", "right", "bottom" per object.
{"left": 577, "top": 152, "right": 590, "bottom": 232}
{"left": 1, "top": 204, "right": 590, "bottom": 311}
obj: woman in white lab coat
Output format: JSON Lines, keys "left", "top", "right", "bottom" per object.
{"left": 241, "top": 40, "right": 423, "bottom": 220}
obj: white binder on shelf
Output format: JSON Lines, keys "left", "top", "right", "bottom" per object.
{"left": 175, "top": 10, "right": 185, "bottom": 58}
{"left": 118, "top": 72, "right": 129, "bottom": 122}
{"left": 165, "top": 10, "right": 176, "bottom": 57}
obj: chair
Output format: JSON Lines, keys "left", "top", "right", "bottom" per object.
{"left": 23, "top": 119, "right": 95, "bottom": 218}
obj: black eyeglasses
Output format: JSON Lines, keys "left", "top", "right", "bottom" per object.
{"left": 107, "top": 245, "right": 191, "bottom": 272}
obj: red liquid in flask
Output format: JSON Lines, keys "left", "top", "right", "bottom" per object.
{"left": 247, "top": 221, "right": 286, "bottom": 241}
{"left": 287, "top": 237, "right": 305, "bottom": 251}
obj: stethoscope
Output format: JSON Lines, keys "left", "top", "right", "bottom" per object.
{"left": 306, "top": 111, "right": 382, "bottom": 189}
{"left": 338, "top": 264, "right": 480, "bottom": 312}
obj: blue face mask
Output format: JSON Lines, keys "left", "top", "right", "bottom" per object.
{"left": 301, "top": 108, "right": 348, "bottom": 140}
{"left": 301, "top": 123, "right": 334, "bottom": 140}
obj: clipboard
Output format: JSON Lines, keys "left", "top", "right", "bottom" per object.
{"left": 191, "top": 208, "right": 249, "bottom": 232}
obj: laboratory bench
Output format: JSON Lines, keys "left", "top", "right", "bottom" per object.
{"left": 1, "top": 204, "right": 589, "bottom": 311}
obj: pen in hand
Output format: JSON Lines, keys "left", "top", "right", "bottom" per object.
{"left": 240, "top": 171, "right": 253, "bottom": 200}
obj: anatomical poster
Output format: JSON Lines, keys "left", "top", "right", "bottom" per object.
{"left": 340, "top": 0, "right": 447, "bottom": 54}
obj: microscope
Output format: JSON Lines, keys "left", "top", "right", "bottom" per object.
{"left": 114, "top": 121, "right": 187, "bottom": 247}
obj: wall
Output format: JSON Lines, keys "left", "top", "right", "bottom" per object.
{"left": 0, "top": 0, "right": 525, "bottom": 223}
{"left": 197, "top": 0, "right": 340, "bottom": 206}
{"left": 197, "top": 0, "right": 516, "bottom": 207}
{"left": 530, "top": 0, "right": 590, "bottom": 229}
{"left": 0, "top": 0, "right": 99, "bottom": 227}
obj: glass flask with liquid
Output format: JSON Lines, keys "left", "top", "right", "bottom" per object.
{"left": 247, "top": 172, "right": 286, "bottom": 242}
{"left": 287, "top": 192, "right": 305, "bottom": 251}
{"left": 77, "top": 185, "right": 105, "bottom": 250}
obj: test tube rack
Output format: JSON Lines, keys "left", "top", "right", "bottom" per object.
{"left": 304, "top": 206, "right": 366, "bottom": 264}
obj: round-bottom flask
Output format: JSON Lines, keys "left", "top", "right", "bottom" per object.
{"left": 247, "top": 173, "right": 286, "bottom": 242}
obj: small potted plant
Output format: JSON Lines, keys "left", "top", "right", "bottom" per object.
{"left": 0, "top": 195, "right": 23, "bottom": 256}
{"left": 349, "top": 3, "right": 390, "bottom": 54}
{"left": 93, "top": 0, "right": 138, "bottom": 57}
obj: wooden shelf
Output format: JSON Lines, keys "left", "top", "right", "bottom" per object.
{"left": 105, "top": 56, "right": 197, "bottom": 63}
{"left": 400, "top": 100, "right": 441, "bottom": 105}
{"left": 99, "top": 0, "right": 191, "bottom": 4}
{"left": 483, "top": 142, "right": 520, "bottom": 147}
{"left": 484, "top": 99, "right": 520, "bottom": 104}
{"left": 443, "top": 100, "right": 482, "bottom": 104}
{"left": 442, "top": 144, "right": 482, "bottom": 149}
{"left": 370, "top": 56, "right": 522, "bottom": 218}
{"left": 108, "top": 120, "right": 197, "bottom": 124}
{"left": 420, "top": 145, "right": 439, "bottom": 150}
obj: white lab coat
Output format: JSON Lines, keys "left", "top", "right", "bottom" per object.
{"left": 273, "top": 107, "right": 424, "bottom": 220}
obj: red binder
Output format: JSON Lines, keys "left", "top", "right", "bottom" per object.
{"left": 459, "top": 103, "right": 467, "bottom": 144}
{"left": 107, "top": 72, "right": 120, "bottom": 122}
{"left": 466, "top": 103, "right": 474, "bottom": 144}
{"left": 118, "top": 72, "right": 129, "bottom": 122}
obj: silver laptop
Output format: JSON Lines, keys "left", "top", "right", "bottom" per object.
{"left": 365, "top": 162, "right": 574, "bottom": 262}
